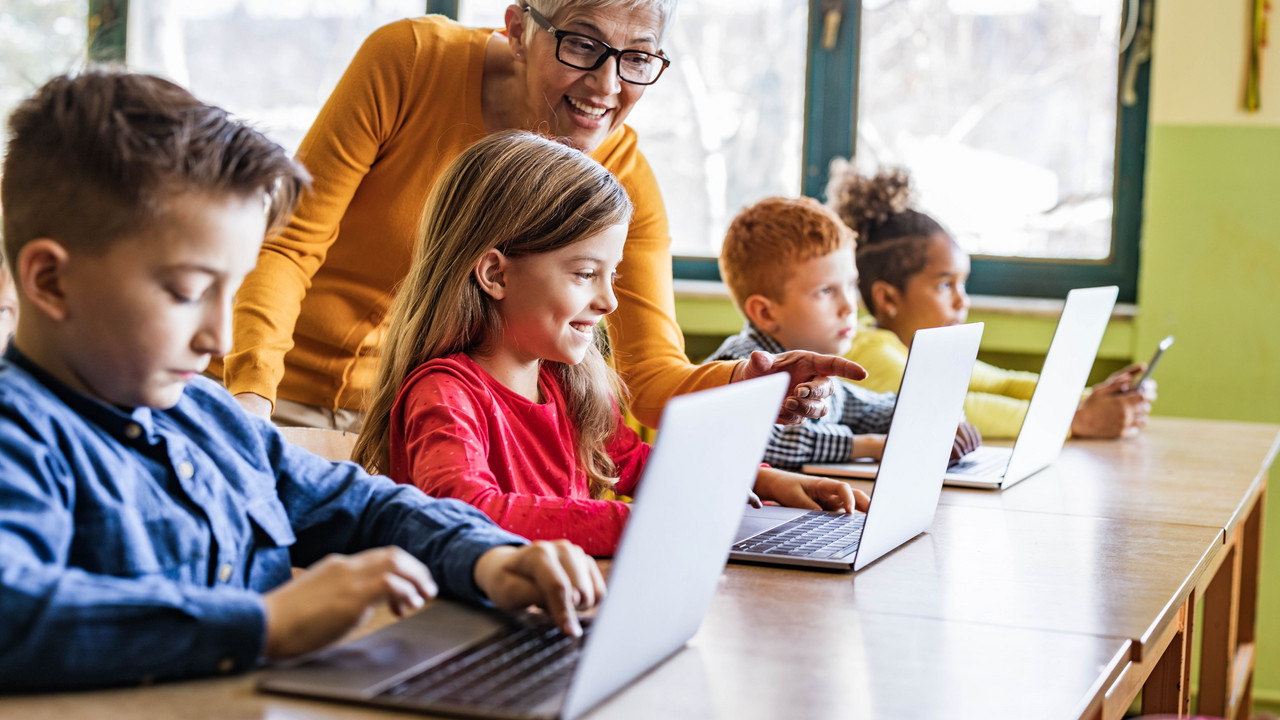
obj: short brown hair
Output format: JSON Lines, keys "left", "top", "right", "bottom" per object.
{"left": 2, "top": 68, "right": 308, "bottom": 262}
{"left": 718, "top": 196, "right": 855, "bottom": 312}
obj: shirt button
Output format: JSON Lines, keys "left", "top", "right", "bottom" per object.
{"left": 177, "top": 461, "right": 194, "bottom": 479}
{"left": 124, "top": 424, "right": 142, "bottom": 440}
{"left": 218, "top": 563, "right": 233, "bottom": 583}
{"left": 217, "top": 658, "right": 235, "bottom": 674}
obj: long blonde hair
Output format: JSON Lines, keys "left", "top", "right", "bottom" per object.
{"left": 354, "top": 130, "right": 634, "bottom": 497}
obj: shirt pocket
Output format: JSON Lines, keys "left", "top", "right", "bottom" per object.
{"left": 245, "top": 497, "right": 297, "bottom": 591}
{"left": 71, "top": 508, "right": 206, "bottom": 578}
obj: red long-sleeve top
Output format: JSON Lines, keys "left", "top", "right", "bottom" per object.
{"left": 389, "top": 354, "right": 649, "bottom": 557}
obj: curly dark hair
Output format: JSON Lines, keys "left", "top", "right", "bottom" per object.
{"left": 825, "top": 159, "right": 949, "bottom": 315}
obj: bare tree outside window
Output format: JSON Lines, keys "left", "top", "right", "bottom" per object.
{"left": 126, "top": 0, "right": 427, "bottom": 155}
{"left": 857, "top": 0, "right": 1122, "bottom": 260}
{"left": 0, "top": 1, "right": 89, "bottom": 154}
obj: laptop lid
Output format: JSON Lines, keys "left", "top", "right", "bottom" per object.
{"left": 803, "top": 286, "right": 1118, "bottom": 491}
{"left": 851, "top": 322, "right": 983, "bottom": 569}
{"left": 999, "top": 285, "right": 1118, "bottom": 488}
{"left": 731, "top": 323, "right": 982, "bottom": 571}
{"left": 561, "top": 372, "right": 786, "bottom": 717}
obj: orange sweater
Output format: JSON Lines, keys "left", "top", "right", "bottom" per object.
{"left": 217, "top": 16, "right": 733, "bottom": 426}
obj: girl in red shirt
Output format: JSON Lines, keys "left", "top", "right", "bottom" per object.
{"left": 355, "top": 131, "right": 864, "bottom": 556}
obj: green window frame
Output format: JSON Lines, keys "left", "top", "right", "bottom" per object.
{"left": 680, "top": 0, "right": 1152, "bottom": 304}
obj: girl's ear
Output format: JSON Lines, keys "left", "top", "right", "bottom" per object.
{"left": 742, "top": 294, "right": 779, "bottom": 333}
{"left": 505, "top": 4, "right": 529, "bottom": 61}
{"left": 16, "top": 239, "right": 72, "bottom": 322}
{"left": 870, "top": 280, "right": 900, "bottom": 323}
{"left": 474, "top": 249, "right": 509, "bottom": 300}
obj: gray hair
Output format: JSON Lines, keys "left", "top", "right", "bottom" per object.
{"left": 522, "top": 0, "right": 676, "bottom": 43}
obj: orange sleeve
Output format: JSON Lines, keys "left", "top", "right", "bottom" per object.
{"left": 599, "top": 137, "right": 736, "bottom": 427}
{"left": 221, "top": 21, "right": 422, "bottom": 405}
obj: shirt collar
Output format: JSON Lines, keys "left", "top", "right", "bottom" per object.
{"left": 4, "top": 344, "right": 157, "bottom": 440}
{"left": 742, "top": 322, "right": 789, "bottom": 355}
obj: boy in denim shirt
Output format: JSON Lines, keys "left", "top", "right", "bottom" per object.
{"left": 0, "top": 70, "right": 603, "bottom": 691}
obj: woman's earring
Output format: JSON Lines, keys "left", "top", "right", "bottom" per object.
{"left": 886, "top": 307, "right": 897, "bottom": 319}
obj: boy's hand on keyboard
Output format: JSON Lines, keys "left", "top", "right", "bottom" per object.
{"left": 473, "top": 541, "right": 605, "bottom": 638}
{"left": 948, "top": 422, "right": 982, "bottom": 467}
{"left": 262, "top": 546, "right": 439, "bottom": 658}
{"left": 753, "top": 467, "right": 870, "bottom": 514}
{"left": 732, "top": 350, "right": 867, "bottom": 425}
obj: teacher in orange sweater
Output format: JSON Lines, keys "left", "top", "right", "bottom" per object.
{"left": 217, "top": 0, "right": 863, "bottom": 431}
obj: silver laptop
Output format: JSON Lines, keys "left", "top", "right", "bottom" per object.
{"left": 805, "top": 285, "right": 1119, "bottom": 490}
{"left": 257, "top": 372, "right": 787, "bottom": 720}
{"left": 730, "top": 323, "right": 983, "bottom": 571}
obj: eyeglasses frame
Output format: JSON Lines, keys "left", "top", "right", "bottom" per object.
{"left": 522, "top": 4, "right": 671, "bottom": 86}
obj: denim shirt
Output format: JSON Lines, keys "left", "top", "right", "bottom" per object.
{"left": 0, "top": 346, "right": 525, "bottom": 691}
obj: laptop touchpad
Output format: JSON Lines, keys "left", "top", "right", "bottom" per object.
{"left": 733, "top": 505, "right": 808, "bottom": 542}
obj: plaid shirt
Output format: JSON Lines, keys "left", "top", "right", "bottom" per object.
{"left": 706, "top": 324, "right": 897, "bottom": 470}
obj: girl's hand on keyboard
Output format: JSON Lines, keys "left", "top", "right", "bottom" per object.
{"left": 474, "top": 541, "right": 606, "bottom": 638}
{"left": 753, "top": 467, "right": 870, "bottom": 514}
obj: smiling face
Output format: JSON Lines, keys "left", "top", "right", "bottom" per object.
{"left": 488, "top": 224, "right": 628, "bottom": 378}
{"left": 755, "top": 248, "right": 860, "bottom": 357}
{"left": 881, "top": 233, "right": 971, "bottom": 344}
{"left": 509, "top": 3, "right": 662, "bottom": 153}
{"left": 23, "top": 192, "right": 266, "bottom": 409}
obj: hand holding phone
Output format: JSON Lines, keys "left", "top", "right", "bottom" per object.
{"left": 1129, "top": 335, "right": 1173, "bottom": 391}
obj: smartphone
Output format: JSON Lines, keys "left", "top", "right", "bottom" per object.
{"left": 1130, "top": 335, "right": 1173, "bottom": 391}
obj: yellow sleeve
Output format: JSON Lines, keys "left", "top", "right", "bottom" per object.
{"left": 969, "top": 359, "right": 1039, "bottom": 400}
{"left": 846, "top": 327, "right": 910, "bottom": 394}
{"left": 599, "top": 135, "right": 735, "bottom": 428}
{"left": 962, "top": 392, "right": 1031, "bottom": 439}
{"left": 221, "top": 21, "right": 419, "bottom": 405}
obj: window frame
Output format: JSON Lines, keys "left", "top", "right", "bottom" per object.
{"left": 89, "top": 0, "right": 1151, "bottom": 302}
{"left": 676, "top": 0, "right": 1152, "bottom": 303}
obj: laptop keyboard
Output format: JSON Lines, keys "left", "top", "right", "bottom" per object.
{"left": 948, "top": 447, "right": 1010, "bottom": 477}
{"left": 733, "top": 511, "right": 867, "bottom": 560}
{"left": 379, "top": 621, "right": 590, "bottom": 711}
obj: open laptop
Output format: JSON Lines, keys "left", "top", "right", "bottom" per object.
{"left": 730, "top": 322, "right": 983, "bottom": 571}
{"left": 804, "top": 285, "right": 1119, "bottom": 491}
{"left": 258, "top": 372, "right": 788, "bottom": 720}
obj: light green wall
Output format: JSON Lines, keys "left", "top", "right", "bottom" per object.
{"left": 1140, "top": 123, "right": 1280, "bottom": 706}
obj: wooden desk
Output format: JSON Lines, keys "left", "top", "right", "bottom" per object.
{"left": 1, "top": 418, "right": 1273, "bottom": 720}
{"left": 932, "top": 416, "right": 1278, "bottom": 718}
{"left": 0, "top": 606, "right": 1132, "bottom": 720}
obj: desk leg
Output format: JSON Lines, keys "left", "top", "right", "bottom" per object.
{"left": 1200, "top": 543, "right": 1240, "bottom": 716}
{"left": 1234, "top": 491, "right": 1264, "bottom": 720}
{"left": 1142, "top": 596, "right": 1193, "bottom": 717}
{"left": 1199, "top": 487, "right": 1264, "bottom": 720}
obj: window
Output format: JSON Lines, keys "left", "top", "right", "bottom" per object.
{"left": 0, "top": 1, "right": 89, "bottom": 152}
{"left": 45, "top": 0, "right": 1148, "bottom": 300}
{"left": 853, "top": 0, "right": 1150, "bottom": 300}
{"left": 124, "top": 0, "right": 428, "bottom": 155}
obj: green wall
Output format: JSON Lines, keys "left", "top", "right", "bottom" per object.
{"left": 1139, "top": 123, "right": 1280, "bottom": 707}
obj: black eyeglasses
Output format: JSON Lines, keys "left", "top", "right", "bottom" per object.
{"left": 523, "top": 4, "right": 670, "bottom": 86}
